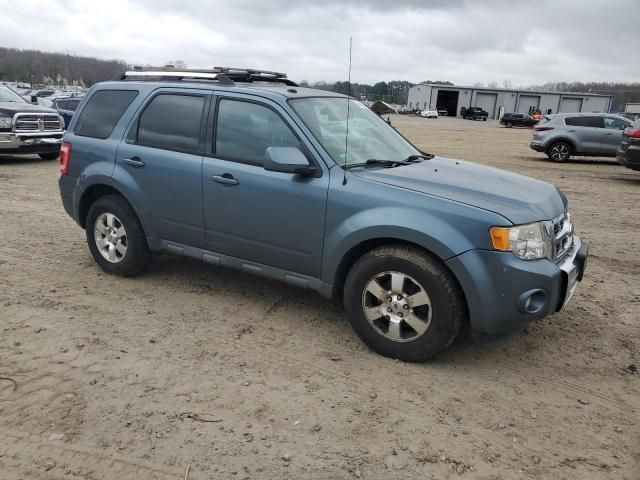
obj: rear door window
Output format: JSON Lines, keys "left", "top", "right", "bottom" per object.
{"left": 215, "top": 99, "right": 300, "bottom": 166}
{"left": 75, "top": 90, "right": 138, "bottom": 139}
{"left": 565, "top": 116, "right": 604, "bottom": 128}
{"left": 135, "top": 94, "right": 206, "bottom": 154}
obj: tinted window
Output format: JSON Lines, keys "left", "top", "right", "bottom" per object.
{"left": 66, "top": 99, "right": 81, "bottom": 111}
{"left": 565, "top": 116, "right": 604, "bottom": 128}
{"left": 75, "top": 90, "right": 138, "bottom": 139}
{"left": 135, "top": 94, "right": 205, "bottom": 153}
{"left": 215, "top": 99, "right": 300, "bottom": 166}
{"left": 56, "top": 100, "right": 69, "bottom": 110}
{"left": 604, "top": 117, "right": 630, "bottom": 130}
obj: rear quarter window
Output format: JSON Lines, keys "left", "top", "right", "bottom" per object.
{"left": 75, "top": 90, "right": 138, "bottom": 139}
{"left": 565, "top": 116, "right": 604, "bottom": 128}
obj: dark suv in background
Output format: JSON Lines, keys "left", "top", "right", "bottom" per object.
{"left": 617, "top": 119, "right": 640, "bottom": 171}
{"left": 500, "top": 113, "right": 538, "bottom": 128}
{"left": 58, "top": 67, "right": 587, "bottom": 361}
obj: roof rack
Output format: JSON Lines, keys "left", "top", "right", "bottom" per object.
{"left": 120, "top": 66, "right": 297, "bottom": 87}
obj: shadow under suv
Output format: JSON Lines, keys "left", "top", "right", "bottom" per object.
{"left": 58, "top": 67, "right": 588, "bottom": 361}
{"left": 530, "top": 113, "right": 632, "bottom": 162}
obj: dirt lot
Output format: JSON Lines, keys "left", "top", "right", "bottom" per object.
{"left": 0, "top": 115, "right": 638, "bottom": 480}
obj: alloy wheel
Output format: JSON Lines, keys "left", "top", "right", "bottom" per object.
{"left": 361, "top": 271, "right": 432, "bottom": 342}
{"left": 94, "top": 213, "right": 128, "bottom": 263}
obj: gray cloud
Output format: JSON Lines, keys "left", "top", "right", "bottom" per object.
{"left": 1, "top": 0, "right": 638, "bottom": 85}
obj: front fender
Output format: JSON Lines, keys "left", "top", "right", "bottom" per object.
{"left": 321, "top": 205, "right": 492, "bottom": 284}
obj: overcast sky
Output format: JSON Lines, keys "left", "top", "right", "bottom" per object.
{"left": 1, "top": 0, "right": 638, "bottom": 85}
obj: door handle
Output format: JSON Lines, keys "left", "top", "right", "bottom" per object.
{"left": 603, "top": 132, "right": 614, "bottom": 135}
{"left": 212, "top": 174, "right": 239, "bottom": 186}
{"left": 123, "top": 157, "right": 145, "bottom": 168}
{"left": 567, "top": 129, "right": 576, "bottom": 132}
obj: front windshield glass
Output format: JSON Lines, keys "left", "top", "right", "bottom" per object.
{"left": 290, "top": 97, "right": 420, "bottom": 167}
{"left": 0, "top": 86, "right": 27, "bottom": 103}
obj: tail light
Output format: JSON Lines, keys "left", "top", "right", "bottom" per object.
{"left": 534, "top": 126, "right": 554, "bottom": 132}
{"left": 59, "top": 142, "right": 71, "bottom": 175}
{"left": 626, "top": 128, "right": 640, "bottom": 139}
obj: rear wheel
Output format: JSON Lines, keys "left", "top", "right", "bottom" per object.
{"left": 505, "top": 121, "right": 513, "bottom": 128}
{"left": 547, "top": 141, "right": 572, "bottom": 162}
{"left": 86, "top": 195, "right": 152, "bottom": 276}
{"left": 344, "top": 245, "right": 465, "bottom": 362}
{"left": 38, "top": 152, "right": 59, "bottom": 160}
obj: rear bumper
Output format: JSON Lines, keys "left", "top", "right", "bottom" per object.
{"left": 617, "top": 145, "right": 640, "bottom": 171}
{"left": 0, "top": 132, "right": 63, "bottom": 154}
{"left": 529, "top": 141, "right": 546, "bottom": 152}
{"left": 58, "top": 174, "right": 78, "bottom": 221}
{"left": 446, "top": 236, "right": 588, "bottom": 345}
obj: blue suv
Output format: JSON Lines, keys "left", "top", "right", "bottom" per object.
{"left": 58, "top": 67, "right": 588, "bottom": 361}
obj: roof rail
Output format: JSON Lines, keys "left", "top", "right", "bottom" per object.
{"left": 120, "top": 66, "right": 297, "bottom": 87}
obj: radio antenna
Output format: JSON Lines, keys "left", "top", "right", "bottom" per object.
{"left": 342, "top": 36, "right": 352, "bottom": 186}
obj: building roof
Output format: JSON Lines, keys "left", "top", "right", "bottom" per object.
{"left": 412, "top": 83, "right": 611, "bottom": 98}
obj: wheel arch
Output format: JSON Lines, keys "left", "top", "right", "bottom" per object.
{"left": 330, "top": 238, "right": 469, "bottom": 319}
{"left": 77, "top": 183, "right": 147, "bottom": 236}
{"left": 546, "top": 137, "right": 577, "bottom": 155}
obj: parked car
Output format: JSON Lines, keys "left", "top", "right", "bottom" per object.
{"left": 38, "top": 96, "right": 83, "bottom": 129}
{"left": 420, "top": 108, "right": 438, "bottom": 119}
{"left": 616, "top": 119, "right": 640, "bottom": 171}
{"left": 460, "top": 106, "right": 488, "bottom": 121}
{"left": 0, "top": 85, "right": 65, "bottom": 160}
{"left": 500, "top": 113, "right": 538, "bottom": 128}
{"left": 58, "top": 67, "right": 588, "bottom": 361}
{"left": 530, "top": 113, "right": 633, "bottom": 162}
{"left": 437, "top": 108, "right": 448, "bottom": 116}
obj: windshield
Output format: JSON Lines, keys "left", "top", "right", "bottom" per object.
{"left": 290, "top": 97, "right": 420, "bottom": 167}
{"left": 37, "top": 98, "right": 53, "bottom": 108}
{"left": 0, "top": 86, "right": 27, "bottom": 103}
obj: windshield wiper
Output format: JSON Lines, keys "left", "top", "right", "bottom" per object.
{"left": 345, "top": 158, "right": 412, "bottom": 169}
{"left": 405, "top": 153, "right": 434, "bottom": 161}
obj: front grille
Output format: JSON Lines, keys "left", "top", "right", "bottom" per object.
{"left": 13, "top": 113, "right": 63, "bottom": 132}
{"left": 552, "top": 211, "right": 573, "bottom": 263}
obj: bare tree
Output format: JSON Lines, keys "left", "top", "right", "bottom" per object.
{"left": 487, "top": 81, "right": 499, "bottom": 88}
{"left": 167, "top": 59, "right": 188, "bottom": 69}
{"left": 503, "top": 79, "right": 513, "bottom": 89}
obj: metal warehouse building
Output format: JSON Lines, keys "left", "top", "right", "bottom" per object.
{"left": 407, "top": 84, "right": 612, "bottom": 119}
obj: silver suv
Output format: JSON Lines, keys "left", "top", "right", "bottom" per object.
{"left": 530, "top": 113, "right": 632, "bottom": 162}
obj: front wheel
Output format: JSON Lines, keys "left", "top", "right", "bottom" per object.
{"left": 86, "top": 195, "right": 152, "bottom": 276}
{"left": 344, "top": 246, "right": 465, "bottom": 362}
{"left": 547, "top": 141, "right": 572, "bottom": 162}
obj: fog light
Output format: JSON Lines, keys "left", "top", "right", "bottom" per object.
{"left": 517, "top": 289, "right": 547, "bottom": 314}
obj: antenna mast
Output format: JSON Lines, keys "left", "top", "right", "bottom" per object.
{"left": 342, "top": 37, "right": 352, "bottom": 186}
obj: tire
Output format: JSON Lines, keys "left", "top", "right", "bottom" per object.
{"left": 85, "top": 194, "right": 152, "bottom": 276}
{"left": 38, "top": 152, "right": 59, "bottom": 160}
{"left": 505, "top": 121, "right": 513, "bottom": 128}
{"left": 343, "top": 245, "right": 465, "bottom": 362}
{"left": 547, "top": 141, "right": 572, "bottom": 162}
{"left": 482, "top": 118, "right": 487, "bottom": 121}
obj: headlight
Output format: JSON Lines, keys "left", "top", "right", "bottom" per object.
{"left": 490, "top": 222, "right": 552, "bottom": 260}
{"left": 0, "top": 116, "right": 12, "bottom": 129}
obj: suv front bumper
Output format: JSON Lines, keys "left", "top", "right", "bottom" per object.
{"left": 446, "top": 235, "right": 588, "bottom": 344}
{"left": 0, "top": 132, "right": 63, "bottom": 154}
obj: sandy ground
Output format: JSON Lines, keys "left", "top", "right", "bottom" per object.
{"left": 0, "top": 115, "right": 638, "bottom": 480}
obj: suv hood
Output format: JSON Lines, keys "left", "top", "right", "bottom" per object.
{"left": 352, "top": 157, "right": 565, "bottom": 224}
{"left": 0, "top": 102, "right": 58, "bottom": 116}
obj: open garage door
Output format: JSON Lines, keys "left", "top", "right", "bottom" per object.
{"left": 559, "top": 97, "right": 583, "bottom": 113}
{"left": 475, "top": 92, "right": 497, "bottom": 119}
{"left": 436, "top": 90, "right": 459, "bottom": 116}
{"left": 517, "top": 95, "right": 540, "bottom": 114}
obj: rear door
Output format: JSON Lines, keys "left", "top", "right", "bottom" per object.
{"left": 602, "top": 117, "right": 631, "bottom": 154}
{"left": 201, "top": 93, "right": 329, "bottom": 276}
{"left": 114, "top": 89, "right": 210, "bottom": 248}
{"left": 565, "top": 116, "right": 605, "bottom": 153}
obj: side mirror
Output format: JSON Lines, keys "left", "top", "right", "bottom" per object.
{"left": 30, "top": 95, "right": 38, "bottom": 104}
{"left": 264, "top": 146, "right": 316, "bottom": 176}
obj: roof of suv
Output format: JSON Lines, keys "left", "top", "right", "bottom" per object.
{"left": 98, "top": 80, "right": 349, "bottom": 100}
